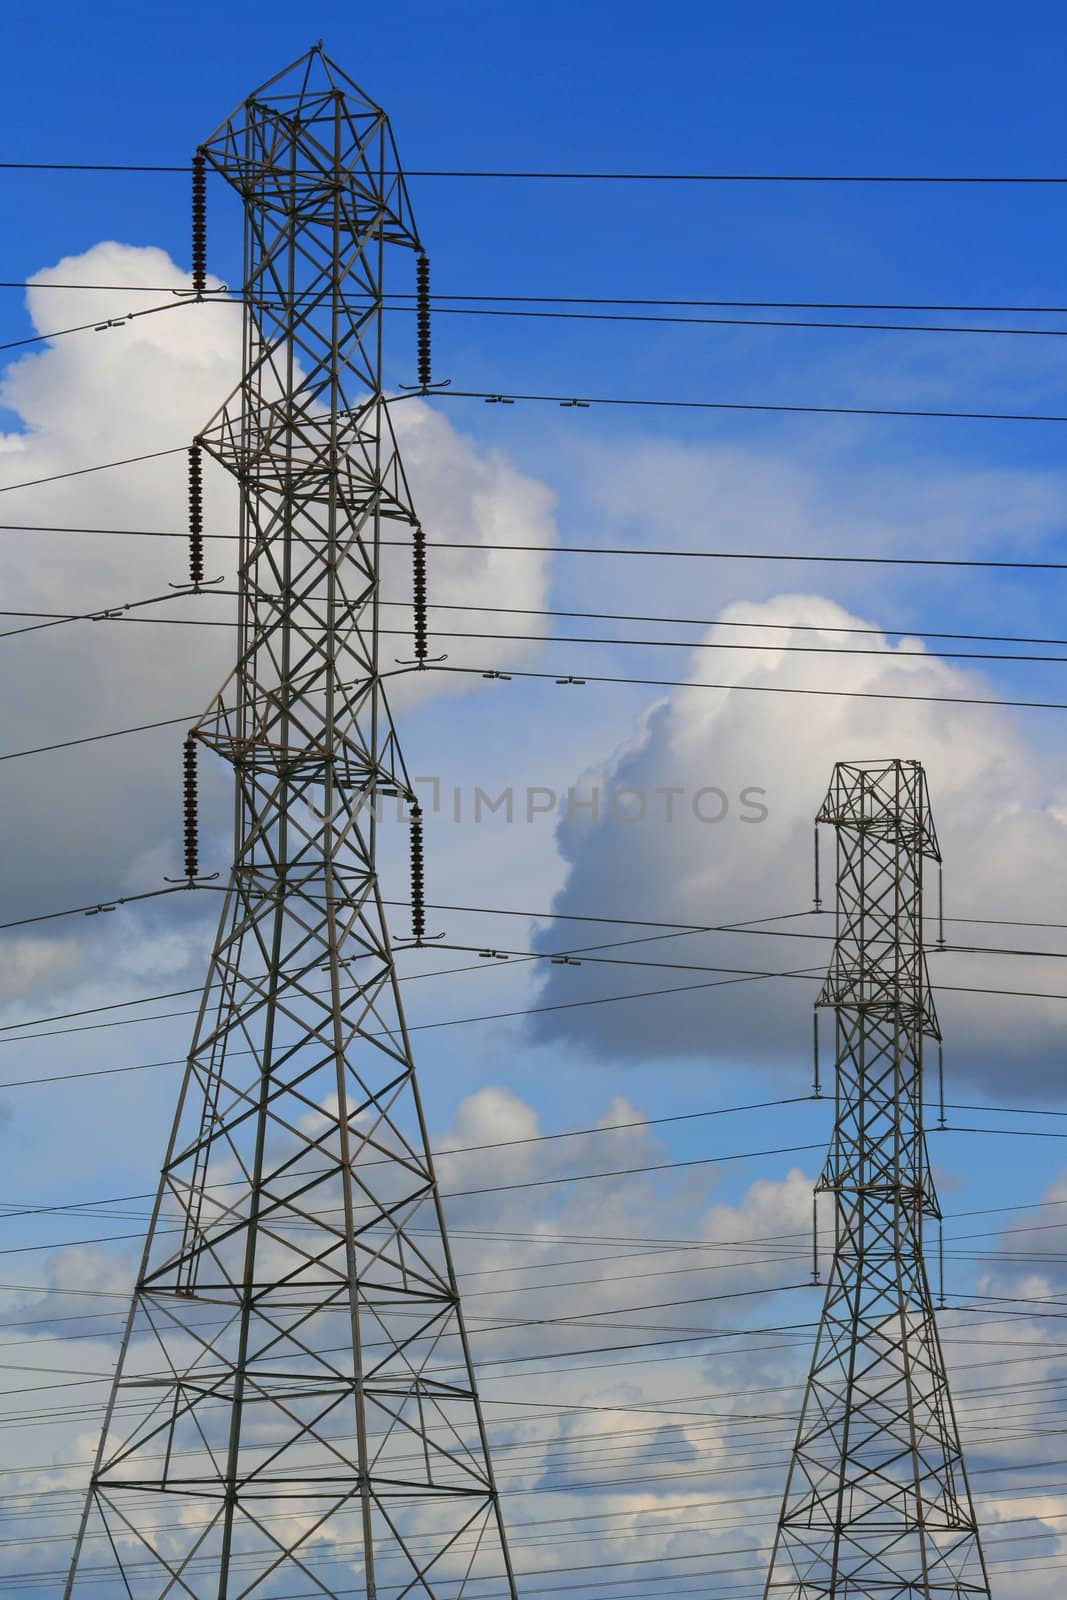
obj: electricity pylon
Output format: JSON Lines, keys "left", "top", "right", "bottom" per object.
{"left": 764, "top": 759, "right": 991, "bottom": 1598}
{"left": 65, "top": 46, "right": 518, "bottom": 1600}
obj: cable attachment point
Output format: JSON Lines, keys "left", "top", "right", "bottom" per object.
{"left": 191, "top": 152, "right": 207, "bottom": 300}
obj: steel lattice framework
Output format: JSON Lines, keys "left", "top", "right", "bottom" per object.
{"left": 764, "top": 759, "right": 991, "bottom": 1599}
{"left": 65, "top": 46, "right": 518, "bottom": 1600}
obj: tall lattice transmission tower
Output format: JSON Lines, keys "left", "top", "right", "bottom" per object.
{"left": 764, "top": 759, "right": 991, "bottom": 1598}
{"left": 65, "top": 46, "right": 518, "bottom": 1600}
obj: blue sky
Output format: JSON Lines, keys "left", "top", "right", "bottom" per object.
{"left": 1, "top": 5, "right": 1067, "bottom": 1596}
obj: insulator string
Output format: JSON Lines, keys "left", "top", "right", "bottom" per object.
{"left": 187, "top": 444, "right": 204, "bottom": 588}
{"left": 182, "top": 736, "right": 199, "bottom": 881}
{"left": 191, "top": 152, "right": 206, "bottom": 300}
{"left": 412, "top": 524, "right": 428, "bottom": 663}
{"left": 410, "top": 805, "right": 426, "bottom": 943}
{"left": 416, "top": 254, "right": 431, "bottom": 388}
{"left": 811, "top": 1192, "right": 821, "bottom": 1285}
{"left": 812, "top": 1009, "right": 821, "bottom": 1098}
{"left": 812, "top": 825, "right": 821, "bottom": 910}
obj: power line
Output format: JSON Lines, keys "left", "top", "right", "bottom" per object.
{"left": 0, "top": 1294, "right": 1056, "bottom": 1425}
{"left": 2, "top": 882, "right": 1064, "bottom": 943}
{"left": 438, "top": 385, "right": 1067, "bottom": 425}
{"left": 0, "top": 444, "right": 189, "bottom": 497}
{"left": 0, "top": 161, "right": 189, "bottom": 172}
{"left": 420, "top": 301, "right": 1067, "bottom": 339}
{"left": 399, "top": 600, "right": 1067, "bottom": 653}
{"left": 414, "top": 292, "right": 1067, "bottom": 315}
{"left": 12, "top": 653, "right": 1067, "bottom": 774}
{"left": 0, "top": 298, "right": 186, "bottom": 355}
{"left": 0, "top": 912, "right": 800, "bottom": 1035}
{"left": 11, "top": 910, "right": 1067, "bottom": 1049}
{"left": 15, "top": 591, "right": 1067, "bottom": 657}
{"left": 440, "top": 661, "right": 1067, "bottom": 715}
{"left": 403, "top": 169, "right": 1067, "bottom": 184}
{"left": 15, "top": 601, "right": 1067, "bottom": 670}
{"left": 3, "top": 515, "right": 1067, "bottom": 574}
{"left": 386, "top": 623, "right": 1067, "bottom": 668}
{"left": 4, "top": 896, "right": 1067, "bottom": 1066}
{"left": 14, "top": 289, "right": 1067, "bottom": 342}
{"left": 0, "top": 883, "right": 204, "bottom": 935}
{"left": 0, "top": 1138, "right": 1059, "bottom": 1241}
{"left": 0, "top": 708, "right": 192, "bottom": 763}
{"left": 6, "top": 280, "right": 1067, "bottom": 314}
{"left": 5, "top": 939, "right": 1067, "bottom": 1055}
{"left": 3, "top": 162, "right": 1067, "bottom": 181}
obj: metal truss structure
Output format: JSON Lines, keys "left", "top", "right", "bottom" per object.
{"left": 65, "top": 46, "right": 518, "bottom": 1600}
{"left": 764, "top": 760, "right": 991, "bottom": 1598}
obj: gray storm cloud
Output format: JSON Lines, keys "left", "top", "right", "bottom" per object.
{"left": 527, "top": 594, "right": 1067, "bottom": 1096}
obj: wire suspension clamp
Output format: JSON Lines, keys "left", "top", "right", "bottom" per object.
{"left": 191, "top": 152, "right": 207, "bottom": 300}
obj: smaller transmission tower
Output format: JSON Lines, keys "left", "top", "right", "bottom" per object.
{"left": 764, "top": 759, "right": 991, "bottom": 1598}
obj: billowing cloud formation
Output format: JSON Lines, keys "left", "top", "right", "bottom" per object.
{"left": 529, "top": 594, "right": 1067, "bottom": 1095}
{"left": 1, "top": 1085, "right": 1061, "bottom": 1597}
{"left": 0, "top": 242, "right": 556, "bottom": 965}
